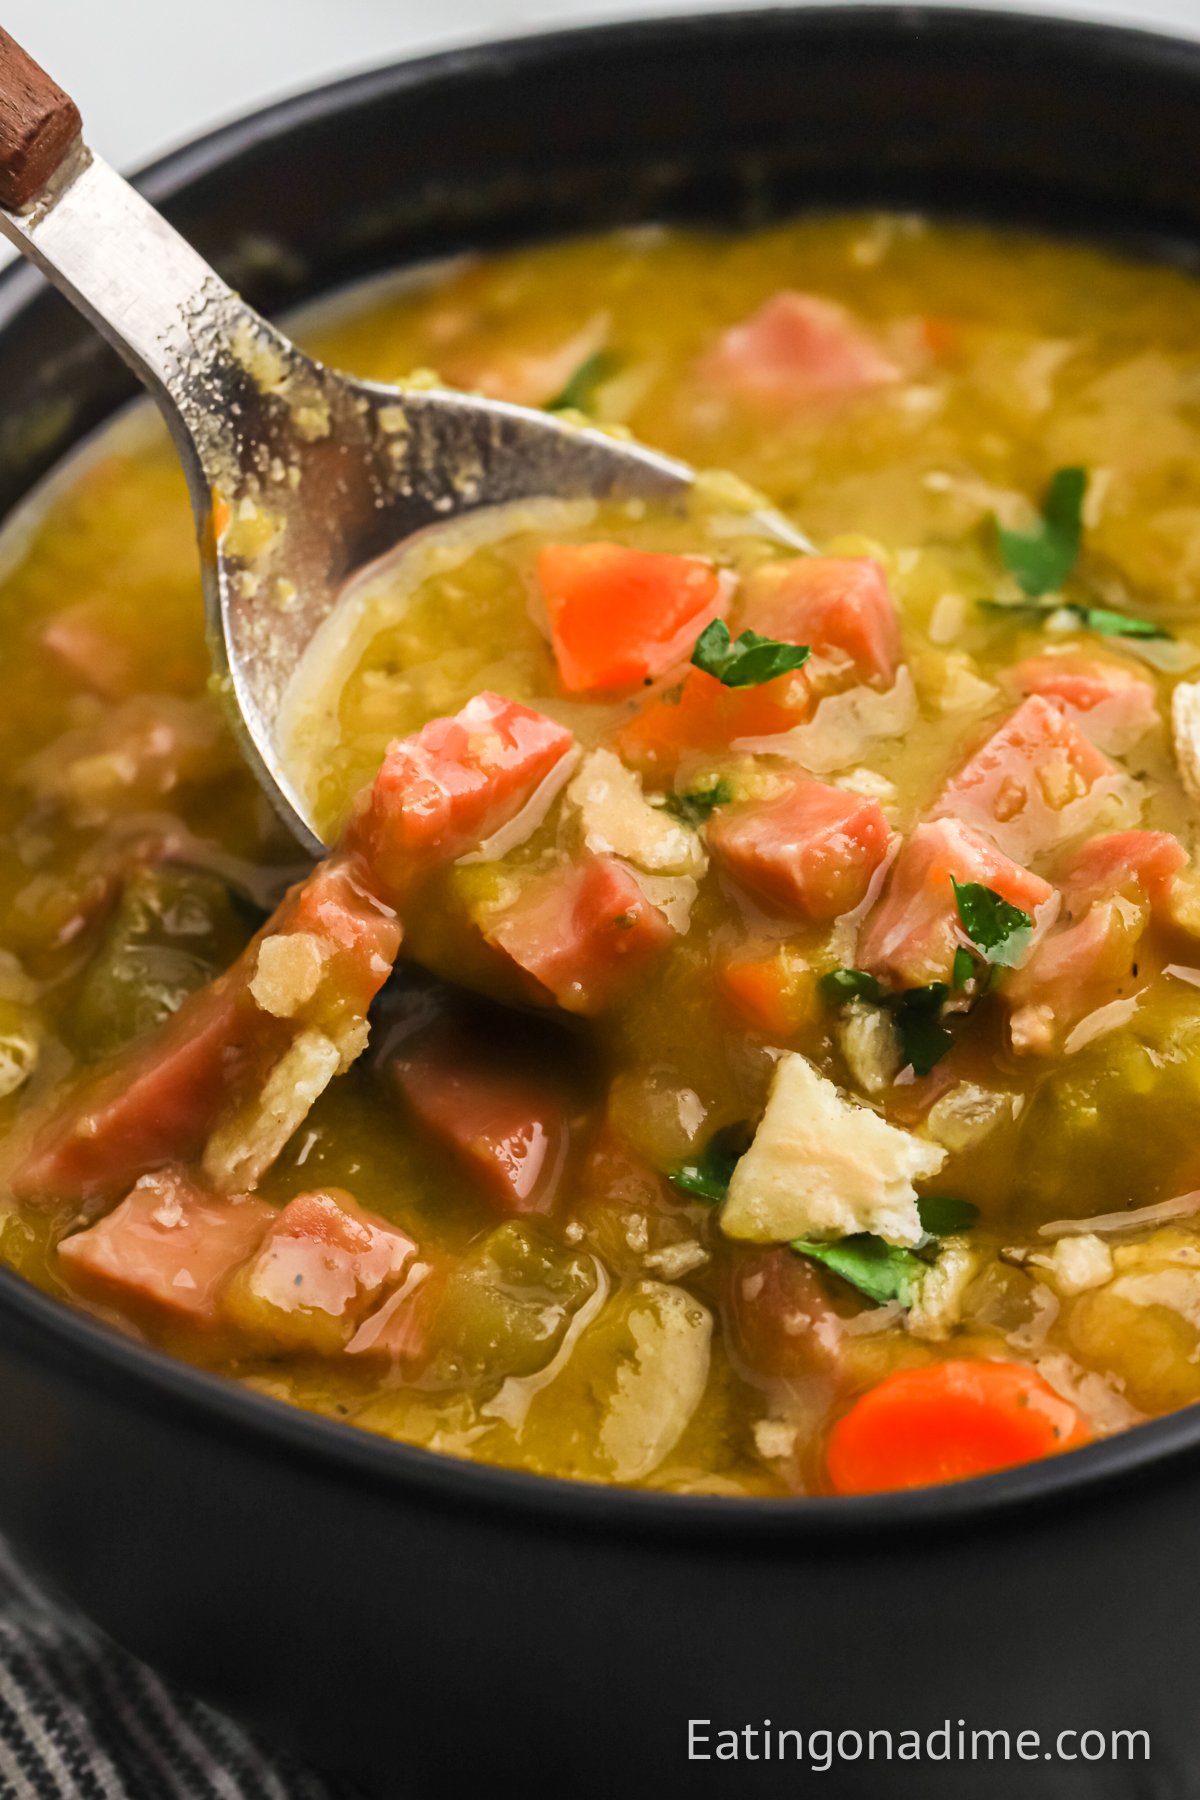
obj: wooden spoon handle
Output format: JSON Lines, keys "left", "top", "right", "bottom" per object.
{"left": 0, "top": 28, "right": 81, "bottom": 210}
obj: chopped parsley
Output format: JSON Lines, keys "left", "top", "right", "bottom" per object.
{"left": 892, "top": 983, "right": 953, "bottom": 1078}
{"left": 915, "top": 1195, "right": 979, "bottom": 1236}
{"left": 822, "top": 969, "right": 954, "bottom": 1076}
{"left": 791, "top": 1195, "right": 979, "bottom": 1308}
{"left": 546, "top": 349, "right": 616, "bottom": 414}
{"left": 668, "top": 1132, "right": 744, "bottom": 1204}
{"left": 978, "top": 596, "right": 1170, "bottom": 641}
{"left": 691, "top": 619, "right": 810, "bottom": 688}
{"left": 951, "top": 878, "right": 1034, "bottom": 969}
{"left": 951, "top": 945, "right": 976, "bottom": 990}
{"left": 662, "top": 778, "right": 733, "bottom": 826}
{"left": 790, "top": 1234, "right": 925, "bottom": 1307}
{"left": 819, "top": 968, "right": 887, "bottom": 1005}
{"left": 996, "top": 466, "right": 1087, "bottom": 597}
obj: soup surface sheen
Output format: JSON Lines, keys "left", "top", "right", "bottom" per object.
{"left": 5, "top": 214, "right": 1200, "bottom": 1497}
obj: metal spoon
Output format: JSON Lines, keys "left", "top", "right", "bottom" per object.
{"left": 0, "top": 29, "right": 808, "bottom": 853}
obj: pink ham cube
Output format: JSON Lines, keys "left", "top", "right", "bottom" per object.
{"left": 485, "top": 854, "right": 675, "bottom": 1015}
{"left": 388, "top": 1020, "right": 572, "bottom": 1217}
{"left": 349, "top": 692, "right": 575, "bottom": 902}
{"left": 740, "top": 556, "right": 902, "bottom": 689}
{"left": 1007, "top": 653, "right": 1159, "bottom": 755}
{"left": 227, "top": 1189, "right": 417, "bottom": 1352}
{"left": 708, "top": 776, "right": 893, "bottom": 921}
{"left": 58, "top": 1168, "right": 274, "bottom": 1324}
{"left": 934, "top": 695, "right": 1133, "bottom": 864}
{"left": 699, "top": 291, "right": 900, "bottom": 410}
{"left": 858, "top": 817, "right": 1055, "bottom": 988}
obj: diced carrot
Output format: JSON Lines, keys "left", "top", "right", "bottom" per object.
{"left": 716, "top": 946, "right": 816, "bottom": 1040}
{"left": 485, "top": 854, "right": 675, "bottom": 1015}
{"left": 826, "top": 1359, "right": 1090, "bottom": 1494}
{"left": 740, "top": 557, "right": 902, "bottom": 689}
{"left": 858, "top": 817, "right": 1053, "bottom": 988}
{"left": 617, "top": 666, "right": 803, "bottom": 776}
{"left": 58, "top": 1168, "right": 275, "bottom": 1325}
{"left": 935, "top": 695, "right": 1127, "bottom": 864}
{"left": 536, "top": 543, "right": 725, "bottom": 694}
{"left": 1008, "top": 654, "right": 1158, "bottom": 755}
{"left": 223, "top": 1189, "right": 417, "bottom": 1354}
{"left": 387, "top": 1019, "right": 573, "bottom": 1216}
{"left": 709, "top": 776, "right": 893, "bottom": 920}
{"left": 698, "top": 291, "right": 900, "bottom": 410}
{"left": 347, "top": 691, "right": 575, "bottom": 901}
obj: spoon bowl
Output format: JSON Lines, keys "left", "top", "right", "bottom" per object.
{"left": 0, "top": 27, "right": 809, "bottom": 853}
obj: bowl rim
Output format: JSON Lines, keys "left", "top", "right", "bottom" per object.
{"left": 5, "top": 1, "right": 1200, "bottom": 1543}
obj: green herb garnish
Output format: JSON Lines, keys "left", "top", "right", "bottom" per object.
{"left": 977, "top": 596, "right": 1170, "bottom": 641}
{"left": 1073, "top": 604, "right": 1170, "bottom": 640}
{"left": 662, "top": 778, "right": 733, "bottom": 826}
{"left": 669, "top": 1141, "right": 741, "bottom": 1204}
{"left": 546, "top": 349, "right": 616, "bottom": 414}
{"left": 996, "top": 466, "right": 1087, "bottom": 597}
{"left": 791, "top": 1195, "right": 980, "bottom": 1307}
{"left": 951, "top": 878, "right": 1034, "bottom": 969}
{"left": 691, "top": 619, "right": 810, "bottom": 688}
{"left": 822, "top": 970, "right": 954, "bottom": 1076}
{"left": 915, "top": 1195, "right": 980, "bottom": 1237}
{"left": 789, "top": 1234, "right": 925, "bottom": 1307}
{"left": 892, "top": 983, "right": 954, "bottom": 1078}
{"left": 820, "top": 968, "right": 887, "bottom": 1005}
{"left": 951, "top": 945, "right": 976, "bottom": 990}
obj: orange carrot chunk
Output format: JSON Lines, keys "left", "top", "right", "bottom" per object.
{"left": 536, "top": 543, "right": 724, "bottom": 694}
{"left": 826, "top": 1359, "right": 1090, "bottom": 1495}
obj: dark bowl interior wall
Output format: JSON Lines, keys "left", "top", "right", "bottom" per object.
{"left": 3, "top": 11, "right": 1200, "bottom": 1799}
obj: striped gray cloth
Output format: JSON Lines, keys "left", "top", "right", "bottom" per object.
{"left": 0, "top": 1543, "right": 350, "bottom": 1800}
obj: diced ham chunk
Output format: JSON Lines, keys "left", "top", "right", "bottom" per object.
{"left": 1006, "top": 897, "right": 1146, "bottom": 1056}
{"left": 347, "top": 692, "right": 575, "bottom": 900}
{"left": 387, "top": 1021, "right": 572, "bottom": 1216}
{"left": 1059, "top": 830, "right": 1186, "bottom": 910}
{"left": 13, "top": 980, "right": 252, "bottom": 1209}
{"left": 58, "top": 1168, "right": 274, "bottom": 1324}
{"left": 535, "top": 543, "right": 725, "bottom": 694}
{"left": 1007, "top": 654, "right": 1158, "bottom": 755}
{"left": 699, "top": 292, "right": 900, "bottom": 410}
{"left": 12, "top": 853, "right": 401, "bottom": 1207}
{"left": 858, "top": 818, "right": 1055, "bottom": 988}
{"left": 1005, "top": 830, "right": 1186, "bottom": 1054}
{"left": 224, "top": 1190, "right": 417, "bottom": 1353}
{"left": 443, "top": 318, "right": 606, "bottom": 408}
{"left": 485, "top": 854, "right": 675, "bottom": 1015}
{"left": 42, "top": 600, "right": 137, "bottom": 700}
{"left": 934, "top": 695, "right": 1135, "bottom": 864}
{"left": 708, "top": 777, "right": 892, "bottom": 921}
{"left": 345, "top": 1257, "right": 447, "bottom": 1364}
{"left": 22, "top": 695, "right": 237, "bottom": 825}
{"left": 740, "top": 557, "right": 902, "bottom": 690}
{"left": 724, "top": 1246, "right": 853, "bottom": 1383}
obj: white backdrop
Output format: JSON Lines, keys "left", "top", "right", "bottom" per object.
{"left": 6, "top": 0, "right": 1200, "bottom": 175}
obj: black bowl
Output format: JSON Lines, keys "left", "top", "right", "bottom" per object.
{"left": 2, "top": 10, "right": 1200, "bottom": 1796}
